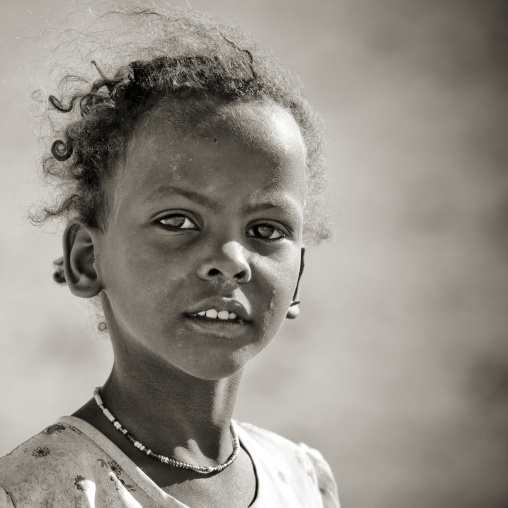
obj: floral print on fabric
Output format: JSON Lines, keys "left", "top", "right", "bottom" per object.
{"left": 31, "top": 446, "right": 50, "bottom": 458}
{"left": 74, "top": 475, "right": 86, "bottom": 492}
{"left": 43, "top": 424, "right": 66, "bottom": 435}
{"left": 0, "top": 417, "right": 339, "bottom": 507}
{"left": 98, "top": 458, "right": 136, "bottom": 492}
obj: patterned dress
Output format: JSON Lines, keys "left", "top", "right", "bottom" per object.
{"left": 0, "top": 417, "right": 339, "bottom": 507}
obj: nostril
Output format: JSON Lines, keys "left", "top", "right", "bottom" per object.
{"left": 208, "top": 268, "right": 221, "bottom": 277}
{"left": 235, "top": 270, "right": 247, "bottom": 281}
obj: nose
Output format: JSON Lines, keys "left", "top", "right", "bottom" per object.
{"left": 197, "top": 241, "right": 252, "bottom": 284}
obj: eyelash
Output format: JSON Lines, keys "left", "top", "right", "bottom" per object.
{"left": 158, "top": 214, "right": 198, "bottom": 230}
{"left": 246, "top": 224, "right": 286, "bottom": 241}
{"left": 157, "top": 214, "right": 287, "bottom": 241}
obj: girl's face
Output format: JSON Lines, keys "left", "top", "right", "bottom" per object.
{"left": 94, "top": 100, "right": 307, "bottom": 380}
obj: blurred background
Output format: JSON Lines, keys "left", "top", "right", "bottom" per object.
{"left": 1, "top": 0, "right": 507, "bottom": 506}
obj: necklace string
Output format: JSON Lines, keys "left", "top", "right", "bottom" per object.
{"left": 92, "top": 387, "right": 240, "bottom": 474}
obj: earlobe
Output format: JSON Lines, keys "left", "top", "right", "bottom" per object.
{"left": 286, "top": 248, "right": 305, "bottom": 320}
{"left": 63, "top": 221, "right": 102, "bottom": 298}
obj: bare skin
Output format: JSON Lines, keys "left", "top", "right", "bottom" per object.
{"left": 73, "top": 372, "right": 257, "bottom": 507}
{"left": 67, "top": 99, "right": 307, "bottom": 507}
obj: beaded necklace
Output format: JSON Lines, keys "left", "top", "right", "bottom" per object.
{"left": 93, "top": 387, "right": 240, "bottom": 474}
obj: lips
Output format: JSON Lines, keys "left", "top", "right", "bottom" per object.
{"left": 190, "top": 309, "right": 238, "bottom": 321}
{"left": 184, "top": 298, "right": 252, "bottom": 323}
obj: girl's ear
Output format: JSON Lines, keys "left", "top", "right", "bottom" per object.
{"left": 286, "top": 247, "right": 305, "bottom": 320}
{"left": 62, "top": 221, "right": 102, "bottom": 298}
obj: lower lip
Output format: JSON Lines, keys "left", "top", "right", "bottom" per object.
{"left": 183, "top": 315, "right": 250, "bottom": 337}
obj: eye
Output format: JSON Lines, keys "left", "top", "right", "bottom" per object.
{"left": 158, "top": 214, "right": 198, "bottom": 230}
{"left": 247, "top": 223, "right": 285, "bottom": 241}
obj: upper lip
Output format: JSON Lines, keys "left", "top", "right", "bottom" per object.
{"left": 185, "top": 298, "right": 252, "bottom": 322}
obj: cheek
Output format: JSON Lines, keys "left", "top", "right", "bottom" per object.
{"left": 256, "top": 249, "right": 301, "bottom": 324}
{"left": 99, "top": 230, "right": 190, "bottom": 316}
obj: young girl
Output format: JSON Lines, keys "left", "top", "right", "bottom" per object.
{"left": 0, "top": 6, "right": 339, "bottom": 507}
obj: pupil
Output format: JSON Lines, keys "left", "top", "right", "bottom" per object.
{"left": 167, "top": 216, "right": 185, "bottom": 227}
{"left": 257, "top": 225, "right": 274, "bottom": 237}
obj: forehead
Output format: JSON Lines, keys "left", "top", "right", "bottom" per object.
{"left": 110, "top": 99, "right": 307, "bottom": 215}
{"left": 128, "top": 99, "right": 305, "bottom": 163}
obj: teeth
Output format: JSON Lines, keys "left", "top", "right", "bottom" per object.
{"left": 193, "top": 309, "right": 239, "bottom": 320}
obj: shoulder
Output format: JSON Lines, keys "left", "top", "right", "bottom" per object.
{"left": 298, "top": 443, "right": 341, "bottom": 508}
{"left": 236, "top": 421, "right": 340, "bottom": 508}
{"left": 236, "top": 420, "right": 305, "bottom": 456}
{"left": 0, "top": 421, "right": 104, "bottom": 506}
{"left": 0, "top": 421, "right": 90, "bottom": 476}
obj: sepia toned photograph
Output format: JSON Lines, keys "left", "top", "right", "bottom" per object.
{"left": 0, "top": 0, "right": 507, "bottom": 506}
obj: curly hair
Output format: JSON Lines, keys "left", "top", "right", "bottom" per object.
{"left": 36, "top": 5, "right": 331, "bottom": 259}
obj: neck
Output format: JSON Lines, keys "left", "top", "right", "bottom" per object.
{"left": 96, "top": 341, "right": 242, "bottom": 465}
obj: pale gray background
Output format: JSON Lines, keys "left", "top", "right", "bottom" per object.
{"left": 1, "top": 1, "right": 507, "bottom": 507}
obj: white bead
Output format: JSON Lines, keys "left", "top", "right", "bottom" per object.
{"left": 92, "top": 388, "right": 239, "bottom": 474}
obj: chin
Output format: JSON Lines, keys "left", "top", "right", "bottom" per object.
{"left": 178, "top": 350, "right": 255, "bottom": 381}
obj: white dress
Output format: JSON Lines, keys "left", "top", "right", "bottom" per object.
{"left": 0, "top": 417, "right": 340, "bottom": 507}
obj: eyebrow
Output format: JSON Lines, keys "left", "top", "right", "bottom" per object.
{"left": 243, "top": 202, "right": 280, "bottom": 214}
{"left": 147, "top": 185, "right": 220, "bottom": 210}
{"left": 147, "top": 184, "right": 299, "bottom": 215}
